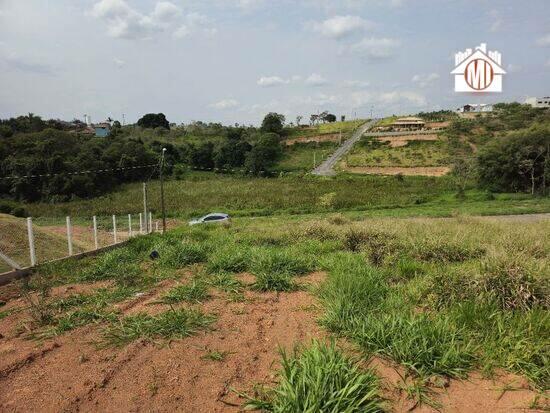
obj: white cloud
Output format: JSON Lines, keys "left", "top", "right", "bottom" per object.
{"left": 237, "top": 0, "right": 265, "bottom": 12}
{"left": 305, "top": 73, "right": 328, "bottom": 86}
{"left": 308, "top": 15, "right": 374, "bottom": 39}
{"left": 411, "top": 73, "right": 439, "bottom": 87}
{"left": 257, "top": 76, "right": 289, "bottom": 87}
{"left": 152, "top": 1, "right": 181, "bottom": 23}
{"left": 210, "top": 99, "right": 239, "bottom": 109}
{"left": 343, "top": 80, "right": 370, "bottom": 88}
{"left": 536, "top": 34, "right": 550, "bottom": 47}
{"left": 90, "top": 0, "right": 214, "bottom": 40}
{"left": 113, "top": 58, "right": 126, "bottom": 67}
{"left": 346, "top": 37, "right": 400, "bottom": 59}
{"left": 488, "top": 9, "right": 503, "bottom": 32}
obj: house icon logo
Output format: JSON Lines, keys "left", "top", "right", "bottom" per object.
{"left": 451, "top": 43, "right": 505, "bottom": 93}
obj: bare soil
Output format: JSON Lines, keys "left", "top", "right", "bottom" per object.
{"left": 377, "top": 134, "right": 440, "bottom": 148}
{"left": 285, "top": 133, "right": 341, "bottom": 145}
{"left": 0, "top": 269, "right": 545, "bottom": 412}
{"left": 344, "top": 166, "right": 451, "bottom": 176}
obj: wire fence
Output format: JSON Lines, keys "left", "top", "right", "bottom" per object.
{"left": 0, "top": 212, "right": 164, "bottom": 274}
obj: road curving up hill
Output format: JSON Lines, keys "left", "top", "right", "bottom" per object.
{"left": 311, "top": 118, "right": 379, "bottom": 176}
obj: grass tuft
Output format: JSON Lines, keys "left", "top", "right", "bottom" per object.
{"left": 245, "top": 340, "right": 382, "bottom": 412}
{"left": 102, "top": 308, "right": 216, "bottom": 347}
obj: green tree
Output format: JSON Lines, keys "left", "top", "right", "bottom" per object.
{"left": 245, "top": 133, "right": 283, "bottom": 175}
{"left": 137, "top": 113, "right": 170, "bottom": 130}
{"left": 477, "top": 124, "right": 549, "bottom": 194}
{"left": 261, "top": 113, "right": 285, "bottom": 134}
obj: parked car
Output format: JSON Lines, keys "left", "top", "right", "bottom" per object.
{"left": 188, "top": 213, "right": 230, "bottom": 226}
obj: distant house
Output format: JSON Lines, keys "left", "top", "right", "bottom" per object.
{"left": 456, "top": 103, "right": 493, "bottom": 114}
{"left": 391, "top": 117, "right": 425, "bottom": 130}
{"left": 525, "top": 97, "right": 550, "bottom": 109}
{"left": 94, "top": 122, "right": 111, "bottom": 137}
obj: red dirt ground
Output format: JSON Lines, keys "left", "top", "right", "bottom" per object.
{"left": 0, "top": 270, "right": 546, "bottom": 412}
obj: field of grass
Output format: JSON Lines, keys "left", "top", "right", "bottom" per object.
{"left": 16, "top": 172, "right": 550, "bottom": 221}
{"left": 2, "top": 213, "right": 548, "bottom": 410}
{"left": 285, "top": 119, "right": 365, "bottom": 140}
{"left": 276, "top": 141, "right": 338, "bottom": 172}
{"left": 346, "top": 139, "right": 452, "bottom": 168}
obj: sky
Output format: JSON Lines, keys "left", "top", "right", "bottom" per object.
{"left": 0, "top": 0, "right": 549, "bottom": 125}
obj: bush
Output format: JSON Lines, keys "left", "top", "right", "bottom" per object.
{"left": 11, "top": 206, "right": 28, "bottom": 217}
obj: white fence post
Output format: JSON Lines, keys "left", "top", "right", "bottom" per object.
{"left": 27, "top": 217, "right": 37, "bottom": 266}
{"left": 112, "top": 215, "right": 118, "bottom": 244}
{"left": 128, "top": 214, "right": 132, "bottom": 238}
{"left": 155, "top": 221, "right": 159, "bottom": 232}
{"left": 93, "top": 215, "right": 98, "bottom": 250}
{"left": 149, "top": 212, "right": 153, "bottom": 234}
{"left": 139, "top": 213, "right": 143, "bottom": 234}
{"left": 66, "top": 216, "right": 73, "bottom": 256}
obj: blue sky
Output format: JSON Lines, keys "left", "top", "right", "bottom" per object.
{"left": 0, "top": 0, "right": 549, "bottom": 125}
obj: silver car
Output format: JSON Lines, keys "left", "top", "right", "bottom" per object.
{"left": 189, "top": 213, "right": 230, "bottom": 226}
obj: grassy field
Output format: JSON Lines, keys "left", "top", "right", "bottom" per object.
{"left": 16, "top": 172, "right": 550, "bottom": 220}
{"left": 345, "top": 139, "right": 453, "bottom": 168}
{"left": 1, "top": 214, "right": 548, "bottom": 410}
{"left": 285, "top": 119, "right": 365, "bottom": 140}
{"left": 276, "top": 141, "right": 338, "bottom": 172}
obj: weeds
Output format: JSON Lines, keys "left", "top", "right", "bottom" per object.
{"left": 245, "top": 340, "right": 382, "bottom": 412}
{"left": 158, "top": 280, "right": 210, "bottom": 304}
{"left": 102, "top": 307, "right": 216, "bottom": 347}
{"left": 252, "top": 272, "right": 297, "bottom": 292}
{"left": 159, "top": 242, "right": 209, "bottom": 269}
{"left": 201, "top": 349, "right": 232, "bottom": 361}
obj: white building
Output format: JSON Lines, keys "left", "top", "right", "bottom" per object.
{"left": 525, "top": 97, "right": 550, "bottom": 108}
{"left": 456, "top": 103, "right": 493, "bottom": 113}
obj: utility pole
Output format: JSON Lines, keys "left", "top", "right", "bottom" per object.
{"left": 160, "top": 148, "right": 167, "bottom": 234}
{"left": 143, "top": 182, "right": 148, "bottom": 233}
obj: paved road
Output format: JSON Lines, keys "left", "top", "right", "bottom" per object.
{"left": 312, "top": 119, "right": 379, "bottom": 176}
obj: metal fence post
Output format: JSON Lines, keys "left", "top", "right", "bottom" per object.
{"left": 93, "top": 215, "right": 98, "bottom": 250}
{"left": 66, "top": 216, "right": 73, "bottom": 256}
{"left": 128, "top": 214, "right": 132, "bottom": 238}
{"left": 112, "top": 215, "right": 118, "bottom": 244}
{"left": 27, "top": 217, "right": 37, "bottom": 266}
{"left": 139, "top": 213, "right": 143, "bottom": 234}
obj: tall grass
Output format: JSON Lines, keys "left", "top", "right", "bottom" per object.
{"left": 246, "top": 340, "right": 382, "bottom": 413}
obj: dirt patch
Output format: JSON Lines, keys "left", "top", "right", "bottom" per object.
{"left": 426, "top": 121, "right": 450, "bottom": 129}
{"left": 285, "top": 133, "right": 341, "bottom": 145}
{"left": 0, "top": 272, "right": 325, "bottom": 412}
{"left": 377, "top": 134, "right": 440, "bottom": 148}
{"left": 344, "top": 166, "right": 451, "bottom": 176}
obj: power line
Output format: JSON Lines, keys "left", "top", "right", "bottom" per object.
{"left": 0, "top": 163, "right": 158, "bottom": 181}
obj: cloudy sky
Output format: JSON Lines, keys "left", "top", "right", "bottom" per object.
{"left": 0, "top": 0, "right": 549, "bottom": 125}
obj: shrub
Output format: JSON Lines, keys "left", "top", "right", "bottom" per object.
{"left": 300, "top": 221, "right": 340, "bottom": 241}
{"left": 11, "top": 206, "right": 28, "bottom": 217}
{"left": 246, "top": 340, "right": 382, "bottom": 412}
{"left": 479, "top": 256, "right": 549, "bottom": 311}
